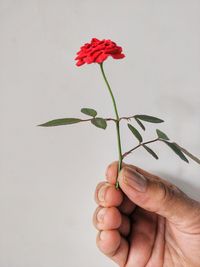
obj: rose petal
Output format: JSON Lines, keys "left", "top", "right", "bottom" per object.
{"left": 96, "top": 53, "right": 109, "bottom": 63}
{"left": 111, "top": 53, "right": 125, "bottom": 59}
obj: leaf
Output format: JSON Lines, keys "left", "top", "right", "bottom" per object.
{"left": 143, "top": 144, "right": 159, "bottom": 159}
{"left": 91, "top": 117, "right": 107, "bottom": 129}
{"left": 163, "top": 141, "right": 189, "bottom": 163}
{"left": 174, "top": 143, "right": 200, "bottom": 165}
{"left": 81, "top": 108, "right": 97, "bottom": 117}
{"left": 135, "top": 115, "right": 164, "bottom": 123}
{"left": 135, "top": 117, "right": 146, "bottom": 130}
{"left": 38, "top": 118, "right": 82, "bottom": 127}
{"left": 128, "top": 123, "right": 143, "bottom": 143}
{"left": 156, "top": 129, "right": 170, "bottom": 140}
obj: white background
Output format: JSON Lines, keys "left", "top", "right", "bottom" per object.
{"left": 0, "top": 1, "right": 200, "bottom": 266}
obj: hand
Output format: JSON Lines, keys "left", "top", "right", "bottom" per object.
{"left": 93, "top": 162, "right": 200, "bottom": 267}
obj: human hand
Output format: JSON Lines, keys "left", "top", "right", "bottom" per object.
{"left": 93, "top": 162, "right": 200, "bottom": 267}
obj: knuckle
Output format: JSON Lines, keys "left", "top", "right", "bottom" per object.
{"left": 158, "top": 181, "right": 169, "bottom": 201}
{"left": 158, "top": 181, "right": 181, "bottom": 207}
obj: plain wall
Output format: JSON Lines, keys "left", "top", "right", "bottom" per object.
{"left": 0, "top": 1, "right": 200, "bottom": 266}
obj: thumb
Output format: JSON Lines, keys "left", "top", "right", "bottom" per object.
{"left": 118, "top": 166, "right": 200, "bottom": 227}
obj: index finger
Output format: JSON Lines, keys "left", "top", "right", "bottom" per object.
{"left": 105, "top": 161, "right": 127, "bottom": 184}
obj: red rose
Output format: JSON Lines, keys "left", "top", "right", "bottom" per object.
{"left": 75, "top": 38, "right": 125, "bottom": 66}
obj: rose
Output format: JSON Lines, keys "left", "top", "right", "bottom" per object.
{"left": 39, "top": 38, "right": 200, "bottom": 188}
{"left": 75, "top": 38, "right": 125, "bottom": 66}
{"left": 75, "top": 38, "right": 125, "bottom": 187}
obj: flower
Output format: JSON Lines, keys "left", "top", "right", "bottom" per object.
{"left": 75, "top": 38, "right": 125, "bottom": 66}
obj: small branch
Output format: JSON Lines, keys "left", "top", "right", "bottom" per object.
{"left": 122, "top": 138, "right": 159, "bottom": 159}
{"left": 80, "top": 117, "right": 117, "bottom": 122}
{"left": 105, "top": 118, "right": 117, "bottom": 122}
{"left": 119, "top": 115, "right": 135, "bottom": 122}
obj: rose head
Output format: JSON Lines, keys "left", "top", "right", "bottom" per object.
{"left": 75, "top": 38, "right": 125, "bottom": 66}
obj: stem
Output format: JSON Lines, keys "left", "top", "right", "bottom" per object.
{"left": 119, "top": 115, "right": 136, "bottom": 121}
{"left": 100, "top": 63, "right": 122, "bottom": 189}
{"left": 80, "top": 117, "right": 116, "bottom": 122}
{"left": 123, "top": 138, "right": 159, "bottom": 159}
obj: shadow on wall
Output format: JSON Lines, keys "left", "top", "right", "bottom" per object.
{"left": 157, "top": 172, "right": 200, "bottom": 202}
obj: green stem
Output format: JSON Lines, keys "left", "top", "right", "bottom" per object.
{"left": 100, "top": 63, "right": 122, "bottom": 189}
{"left": 122, "top": 138, "right": 159, "bottom": 159}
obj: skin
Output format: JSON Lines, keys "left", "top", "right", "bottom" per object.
{"left": 93, "top": 161, "right": 200, "bottom": 267}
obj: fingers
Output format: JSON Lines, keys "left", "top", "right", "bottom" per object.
{"left": 93, "top": 206, "right": 122, "bottom": 231}
{"left": 95, "top": 182, "right": 123, "bottom": 208}
{"left": 105, "top": 161, "right": 126, "bottom": 185}
{"left": 125, "top": 208, "right": 158, "bottom": 267}
{"left": 105, "top": 162, "right": 136, "bottom": 214}
{"left": 105, "top": 161, "right": 200, "bottom": 228}
{"left": 105, "top": 161, "right": 157, "bottom": 184}
{"left": 146, "top": 216, "right": 165, "bottom": 266}
{"left": 93, "top": 181, "right": 131, "bottom": 266}
{"left": 93, "top": 206, "right": 131, "bottom": 236}
{"left": 118, "top": 214, "right": 131, "bottom": 236}
{"left": 95, "top": 181, "right": 136, "bottom": 216}
{"left": 118, "top": 165, "right": 200, "bottom": 228}
{"left": 118, "top": 195, "right": 136, "bottom": 215}
{"left": 96, "top": 230, "right": 129, "bottom": 267}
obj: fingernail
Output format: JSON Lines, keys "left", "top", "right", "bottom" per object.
{"left": 98, "top": 185, "right": 108, "bottom": 202}
{"left": 123, "top": 168, "right": 147, "bottom": 192}
{"left": 97, "top": 208, "right": 107, "bottom": 223}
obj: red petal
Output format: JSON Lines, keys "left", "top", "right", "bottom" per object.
{"left": 96, "top": 53, "right": 108, "bottom": 63}
{"left": 111, "top": 53, "right": 125, "bottom": 59}
{"left": 76, "top": 60, "right": 85, "bottom": 66}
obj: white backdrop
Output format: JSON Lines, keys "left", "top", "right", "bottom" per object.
{"left": 0, "top": 1, "right": 200, "bottom": 266}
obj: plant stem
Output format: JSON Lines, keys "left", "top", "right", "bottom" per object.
{"left": 119, "top": 115, "right": 136, "bottom": 121}
{"left": 122, "top": 138, "right": 159, "bottom": 159}
{"left": 79, "top": 117, "right": 117, "bottom": 122}
{"left": 100, "top": 63, "right": 122, "bottom": 189}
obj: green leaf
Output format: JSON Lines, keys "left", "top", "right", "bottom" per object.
{"left": 163, "top": 141, "right": 189, "bottom": 163}
{"left": 143, "top": 144, "right": 159, "bottom": 160}
{"left": 156, "top": 129, "right": 170, "bottom": 140}
{"left": 128, "top": 123, "right": 143, "bottom": 143}
{"left": 91, "top": 117, "right": 107, "bottom": 129}
{"left": 135, "top": 115, "right": 164, "bottom": 123}
{"left": 81, "top": 108, "right": 97, "bottom": 117}
{"left": 174, "top": 143, "right": 200, "bottom": 165}
{"left": 38, "top": 118, "right": 82, "bottom": 127}
{"left": 135, "top": 117, "right": 146, "bottom": 130}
